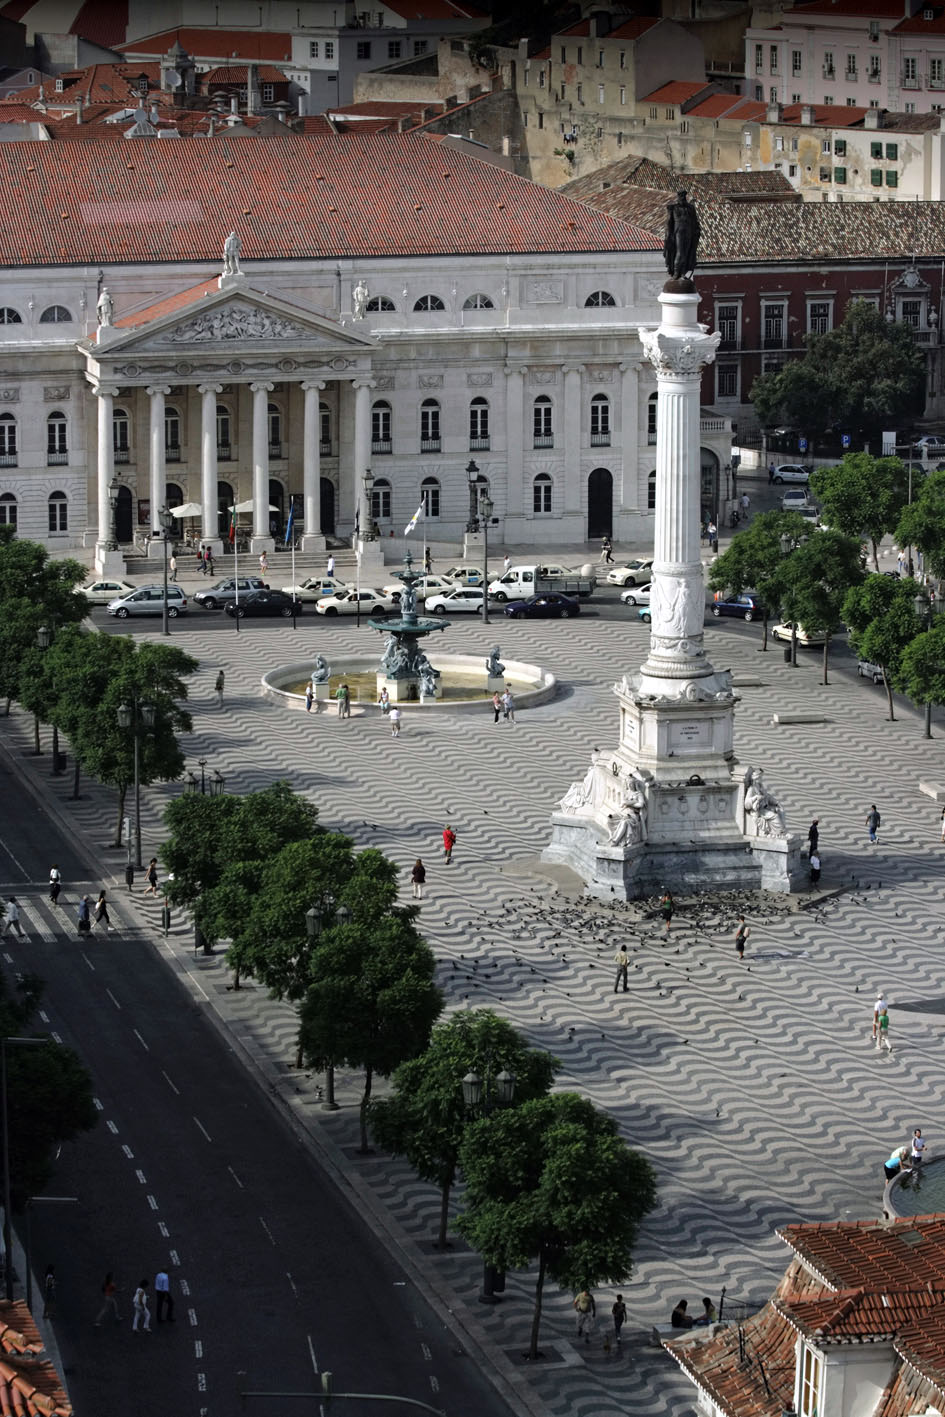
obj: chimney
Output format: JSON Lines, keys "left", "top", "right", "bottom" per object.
{"left": 518, "top": 38, "right": 528, "bottom": 64}
{"left": 767, "top": 101, "right": 782, "bottom": 122}
{"left": 800, "top": 104, "right": 814, "bottom": 125}
{"left": 864, "top": 107, "right": 881, "bottom": 128}
{"left": 246, "top": 61, "right": 255, "bottom": 115}
{"left": 75, "top": 94, "right": 83, "bottom": 123}
{"left": 298, "top": 93, "right": 306, "bottom": 116}
{"left": 231, "top": 94, "right": 238, "bottom": 114}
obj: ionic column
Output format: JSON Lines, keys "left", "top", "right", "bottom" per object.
{"left": 92, "top": 384, "right": 121, "bottom": 572}
{"left": 619, "top": 362, "right": 640, "bottom": 509}
{"left": 351, "top": 377, "right": 375, "bottom": 539}
{"left": 250, "top": 380, "right": 274, "bottom": 550}
{"left": 198, "top": 383, "right": 223, "bottom": 546}
{"left": 562, "top": 364, "right": 584, "bottom": 515}
{"left": 147, "top": 384, "right": 171, "bottom": 534}
{"left": 301, "top": 379, "right": 325, "bottom": 549}
{"left": 637, "top": 291, "right": 721, "bottom": 685}
{"left": 504, "top": 364, "right": 525, "bottom": 520}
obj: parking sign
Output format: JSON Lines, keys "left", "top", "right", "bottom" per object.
{"left": 798, "top": 437, "right": 808, "bottom": 452}
{"left": 841, "top": 433, "right": 851, "bottom": 448}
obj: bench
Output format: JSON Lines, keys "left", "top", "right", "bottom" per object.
{"left": 920, "top": 781, "right": 945, "bottom": 802}
{"left": 772, "top": 713, "right": 830, "bottom": 725}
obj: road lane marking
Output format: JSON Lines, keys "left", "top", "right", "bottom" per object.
{"left": 228, "top": 1166, "right": 244, "bottom": 1189}
{"left": 105, "top": 990, "right": 121, "bottom": 1010}
{"left": 259, "top": 1216, "right": 275, "bottom": 1246}
{"left": 122, "top": 1145, "right": 134, "bottom": 1159}
{"left": 147, "top": 1194, "right": 158, "bottom": 1210}
{"left": 195, "top": 1340, "right": 203, "bottom": 1357}
{"left": 421, "top": 1343, "right": 432, "bottom": 1361}
{"left": 188, "top": 1307, "right": 197, "bottom": 1326}
{"left": 307, "top": 1335, "right": 318, "bottom": 1374}
{"left": 133, "top": 1029, "right": 149, "bottom": 1051}
{"left": 192, "top": 1116, "right": 212, "bottom": 1143}
{"left": 170, "top": 1250, "right": 180, "bottom": 1267}
{"left": 135, "top": 1169, "right": 146, "bottom": 1184}
{"left": 162, "top": 1071, "right": 180, "bottom": 1095}
{"left": 81, "top": 953, "right": 95, "bottom": 970}
{"left": 286, "top": 1272, "right": 298, "bottom": 1300}
{"left": 158, "top": 1222, "right": 169, "bottom": 1237}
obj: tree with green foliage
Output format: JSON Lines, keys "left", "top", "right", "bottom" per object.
{"left": 842, "top": 575, "right": 924, "bottom": 721}
{"left": 457, "top": 1093, "right": 658, "bottom": 1360}
{"left": 898, "top": 619, "right": 945, "bottom": 730}
{"left": 751, "top": 300, "right": 925, "bottom": 447}
{"left": 809, "top": 453, "right": 909, "bottom": 570}
{"left": 0, "top": 970, "right": 97, "bottom": 1206}
{"left": 369, "top": 1010, "right": 558, "bottom": 1249}
{"left": 707, "top": 509, "right": 813, "bottom": 650}
{"left": 299, "top": 860, "right": 442, "bottom": 1153}
{"left": 775, "top": 529, "right": 864, "bottom": 681}
{"left": 896, "top": 469, "right": 945, "bottom": 580}
{"left": 0, "top": 526, "right": 87, "bottom": 726}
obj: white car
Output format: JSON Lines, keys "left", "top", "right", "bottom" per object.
{"left": 781, "top": 488, "right": 811, "bottom": 511}
{"left": 315, "top": 588, "right": 397, "bottom": 616}
{"left": 620, "top": 582, "right": 652, "bottom": 606}
{"left": 857, "top": 659, "right": 884, "bottom": 684}
{"left": 773, "top": 464, "right": 810, "bottom": 485}
{"left": 79, "top": 578, "right": 136, "bottom": 604}
{"left": 606, "top": 558, "right": 653, "bottom": 587}
{"left": 441, "top": 565, "right": 484, "bottom": 587}
{"left": 383, "top": 575, "right": 458, "bottom": 603}
{"left": 425, "top": 588, "right": 485, "bottom": 615}
{"left": 771, "top": 622, "right": 828, "bottom": 646}
{"left": 282, "top": 575, "right": 353, "bottom": 602}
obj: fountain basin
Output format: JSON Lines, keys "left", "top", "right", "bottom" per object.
{"left": 885, "top": 1156, "right": 945, "bottom": 1219}
{"left": 261, "top": 655, "right": 556, "bottom": 714}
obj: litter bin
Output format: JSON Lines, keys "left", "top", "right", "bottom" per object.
{"left": 124, "top": 863, "right": 135, "bottom": 888}
{"left": 161, "top": 905, "right": 172, "bottom": 932}
{"left": 53, "top": 751, "right": 66, "bottom": 774}
{"left": 783, "top": 646, "right": 792, "bottom": 664}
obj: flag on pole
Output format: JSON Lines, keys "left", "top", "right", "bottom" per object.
{"left": 284, "top": 502, "right": 295, "bottom": 546}
{"left": 404, "top": 502, "right": 424, "bottom": 536}
{"left": 228, "top": 507, "right": 235, "bottom": 544}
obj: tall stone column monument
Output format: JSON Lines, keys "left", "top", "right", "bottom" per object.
{"left": 544, "top": 193, "right": 802, "bottom": 898}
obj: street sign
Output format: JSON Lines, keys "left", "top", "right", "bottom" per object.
{"left": 798, "top": 437, "right": 808, "bottom": 452}
{"left": 841, "top": 433, "right": 851, "bottom": 448}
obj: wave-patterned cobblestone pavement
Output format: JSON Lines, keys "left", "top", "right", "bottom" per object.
{"left": 4, "top": 613, "right": 945, "bottom": 1417}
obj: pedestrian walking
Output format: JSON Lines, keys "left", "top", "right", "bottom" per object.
{"left": 734, "top": 914, "right": 750, "bottom": 959}
{"left": 768, "top": 461, "right": 775, "bottom": 484}
{"left": 259, "top": 551, "right": 269, "bottom": 577}
{"left": 94, "top": 1271, "right": 121, "bottom": 1326}
{"left": 911, "top": 1128, "right": 926, "bottom": 1165}
{"left": 491, "top": 691, "right": 502, "bottom": 723}
{"left": 154, "top": 1270, "right": 174, "bottom": 1323}
{"left": 866, "top": 804, "right": 881, "bottom": 843}
{"left": 336, "top": 683, "right": 351, "bottom": 719}
{"left": 93, "top": 890, "right": 114, "bottom": 932}
{"left": 132, "top": 1278, "right": 151, "bottom": 1332}
{"left": 940, "top": 805, "right": 945, "bottom": 842}
{"left": 0, "top": 897, "right": 24, "bottom": 938}
{"left": 808, "top": 818, "right": 819, "bottom": 855}
{"left": 872, "top": 991, "right": 887, "bottom": 1043}
{"left": 613, "top": 947, "right": 629, "bottom": 993}
{"left": 740, "top": 491, "right": 750, "bottom": 520}
{"left": 599, "top": 536, "right": 614, "bottom": 564}
{"left": 423, "top": 547, "right": 432, "bottom": 574}
{"left": 42, "top": 1265, "right": 56, "bottom": 1319}
{"left": 77, "top": 895, "right": 91, "bottom": 934}
{"left": 389, "top": 706, "right": 401, "bottom": 737}
{"left": 443, "top": 824, "right": 457, "bottom": 864}
{"left": 378, "top": 686, "right": 390, "bottom": 715}
{"left": 205, "top": 549, "right": 214, "bottom": 577}
{"left": 305, "top": 683, "right": 314, "bottom": 713}
{"left": 884, "top": 1145, "right": 910, "bottom": 1182}
{"left": 326, "top": 553, "right": 335, "bottom": 578}
{"left": 49, "top": 865, "right": 62, "bottom": 906}
{"left": 411, "top": 859, "right": 426, "bottom": 900}
{"left": 144, "top": 858, "right": 159, "bottom": 896}
{"left": 707, "top": 520, "right": 718, "bottom": 552}
{"left": 659, "top": 889, "right": 674, "bottom": 934}
{"left": 169, "top": 553, "right": 178, "bottom": 582}
{"left": 573, "top": 1288, "right": 596, "bottom": 1343}
{"left": 897, "top": 551, "right": 906, "bottom": 576}
{"left": 503, "top": 554, "right": 511, "bottom": 575}
{"left": 501, "top": 688, "right": 515, "bottom": 724}
{"left": 876, "top": 1005, "right": 891, "bottom": 1053}
{"left": 214, "top": 670, "right": 225, "bottom": 708}
{"left": 198, "top": 546, "right": 208, "bottom": 576}
{"left": 612, "top": 1294, "right": 627, "bottom": 1345}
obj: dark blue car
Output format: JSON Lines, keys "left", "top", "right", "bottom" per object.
{"left": 504, "top": 592, "right": 581, "bottom": 619}
{"left": 711, "top": 594, "right": 765, "bottom": 622}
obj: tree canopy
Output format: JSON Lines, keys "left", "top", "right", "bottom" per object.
{"left": 707, "top": 509, "right": 815, "bottom": 648}
{"left": 809, "top": 453, "right": 909, "bottom": 570}
{"left": 896, "top": 468, "right": 945, "bottom": 580}
{"left": 898, "top": 619, "right": 945, "bottom": 722}
{"left": 775, "top": 528, "right": 864, "bottom": 680}
{"left": 751, "top": 300, "right": 925, "bottom": 445}
{"left": 369, "top": 1010, "right": 558, "bottom": 1248}
{"left": 0, "top": 525, "right": 87, "bottom": 712}
{"left": 843, "top": 574, "right": 925, "bottom": 720}
{"left": 458, "top": 1092, "right": 657, "bottom": 1359}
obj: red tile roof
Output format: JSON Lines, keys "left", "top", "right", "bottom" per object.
{"left": 609, "top": 17, "right": 660, "bottom": 40}
{"left": 687, "top": 93, "right": 747, "bottom": 119}
{"left": 779, "top": 1217, "right": 945, "bottom": 1291}
{"left": 5, "top": 62, "right": 163, "bottom": 108}
{"left": 667, "top": 1300, "right": 798, "bottom": 1417}
{"left": 779, "top": 1289, "right": 945, "bottom": 1341}
{"left": 69, "top": 0, "right": 128, "bottom": 48}
{"left": 642, "top": 80, "right": 713, "bottom": 104}
{"left": 895, "top": 1312, "right": 945, "bottom": 1395}
{"left": 0, "top": 132, "right": 658, "bottom": 268}
{"left": 893, "top": 7, "right": 945, "bottom": 31}
{"left": 557, "top": 20, "right": 591, "bottom": 36}
{"left": 0, "top": 1299, "right": 71, "bottom": 1415}
{"left": 203, "top": 65, "right": 289, "bottom": 85}
{"left": 780, "top": 101, "right": 869, "bottom": 126}
{"left": 117, "top": 27, "right": 293, "bottom": 62}
{"left": 112, "top": 278, "right": 220, "bottom": 329}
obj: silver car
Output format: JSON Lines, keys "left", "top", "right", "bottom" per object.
{"left": 107, "top": 585, "right": 189, "bottom": 618}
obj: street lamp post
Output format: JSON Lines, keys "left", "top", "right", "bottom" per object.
{"left": 465, "top": 459, "right": 480, "bottom": 533}
{"left": 363, "top": 468, "right": 375, "bottom": 540}
{"left": 117, "top": 697, "right": 155, "bottom": 870}
{"left": 914, "top": 592, "right": 936, "bottom": 738}
{"left": 159, "top": 503, "right": 175, "bottom": 636}
{"left": 185, "top": 760, "right": 226, "bottom": 796}
{"left": 480, "top": 491, "right": 494, "bottom": 626}
{"left": 779, "top": 532, "right": 808, "bottom": 668}
{"left": 304, "top": 900, "right": 350, "bottom": 1107}
{"left": 1, "top": 1035, "right": 48, "bottom": 1301}
{"left": 106, "top": 475, "right": 120, "bottom": 552}
{"left": 461, "top": 1064, "right": 515, "bottom": 1302}
{"left": 35, "top": 626, "right": 63, "bottom": 774}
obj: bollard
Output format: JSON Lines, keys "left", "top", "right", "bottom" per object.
{"left": 124, "top": 863, "right": 135, "bottom": 889}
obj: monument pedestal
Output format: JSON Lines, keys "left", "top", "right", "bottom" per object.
{"left": 95, "top": 545, "right": 126, "bottom": 577}
{"left": 313, "top": 681, "right": 331, "bottom": 709}
{"left": 486, "top": 674, "right": 505, "bottom": 694}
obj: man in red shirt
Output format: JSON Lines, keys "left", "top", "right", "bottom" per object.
{"left": 443, "top": 825, "right": 456, "bottom": 864}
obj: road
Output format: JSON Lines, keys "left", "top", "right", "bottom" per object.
{"left": 0, "top": 748, "right": 515, "bottom": 1417}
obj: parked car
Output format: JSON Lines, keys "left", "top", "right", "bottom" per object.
{"left": 193, "top": 576, "right": 269, "bottom": 610}
{"left": 620, "top": 582, "right": 652, "bottom": 606}
{"left": 857, "top": 659, "right": 885, "bottom": 683}
{"left": 107, "top": 586, "right": 188, "bottom": 618}
{"left": 781, "top": 488, "right": 811, "bottom": 511}
{"left": 773, "top": 464, "right": 810, "bottom": 485}
{"left": 79, "top": 577, "right": 136, "bottom": 604}
{"left": 712, "top": 593, "right": 766, "bottom": 622}
{"left": 425, "top": 588, "right": 485, "bottom": 615}
{"left": 503, "top": 592, "right": 581, "bottom": 619}
{"left": 383, "top": 574, "right": 458, "bottom": 603}
{"left": 606, "top": 558, "right": 653, "bottom": 587}
{"left": 638, "top": 606, "right": 654, "bottom": 624}
{"left": 223, "top": 590, "right": 302, "bottom": 619}
{"left": 315, "top": 588, "right": 397, "bottom": 616}
{"left": 771, "top": 622, "right": 828, "bottom": 646}
{"left": 441, "top": 565, "right": 483, "bottom": 586}
{"left": 914, "top": 434, "right": 945, "bottom": 455}
{"left": 281, "top": 575, "right": 353, "bottom": 602}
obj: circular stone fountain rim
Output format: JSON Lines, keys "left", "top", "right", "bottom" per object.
{"left": 261, "top": 655, "right": 557, "bottom": 714}
{"left": 884, "top": 1154, "right": 944, "bottom": 1219}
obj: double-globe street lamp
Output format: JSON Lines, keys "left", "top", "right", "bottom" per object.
{"left": 466, "top": 460, "right": 494, "bottom": 626}
{"left": 914, "top": 591, "right": 938, "bottom": 739}
{"left": 106, "top": 475, "right": 120, "bottom": 552}
{"left": 158, "top": 503, "right": 175, "bottom": 636}
{"left": 185, "top": 759, "right": 226, "bottom": 797}
{"left": 461, "top": 1064, "right": 516, "bottom": 1302}
{"left": 117, "top": 697, "right": 155, "bottom": 871}
{"left": 779, "top": 531, "right": 809, "bottom": 668}
{"left": 304, "top": 899, "right": 351, "bottom": 1107}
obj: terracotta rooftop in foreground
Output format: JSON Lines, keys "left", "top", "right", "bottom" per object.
{"left": 116, "top": 27, "right": 293, "bottom": 62}
{"left": 0, "top": 1299, "right": 71, "bottom": 1415}
{"left": 779, "top": 1215, "right": 945, "bottom": 1290}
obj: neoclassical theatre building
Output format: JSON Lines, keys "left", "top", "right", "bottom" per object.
{"left": 0, "top": 133, "right": 731, "bottom": 571}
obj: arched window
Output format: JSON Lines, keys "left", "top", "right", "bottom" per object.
{"left": 420, "top": 476, "right": 440, "bottom": 517}
{"left": 47, "top": 411, "right": 68, "bottom": 464}
{"left": 533, "top": 472, "right": 553, "bottom": 515}
{"left": 420, "top": 398, "right": 441, "bottom": 452}
{"left": 319, "top": 402, "right": 331, "bottom": 454}
{"left": 39, "top": 305, "right": 73, "bottom": 324}
{"left": 463, "top": 293, "right": 494, "bottom": 310}
{"left": 469, "top": 397, "right": 490, "bottom": 450}
{"left": 372, "top": 399, "right": 392, "bottom": 453}
{"left": 366, "top": 296, "right": 395, "bottom": 312}
{"left": 372, "top": 477, "right": 392, "bottom": 521}
{"left": 216, "top": 405, "right": 231, "bottom": 459}
{"left": 165, "top": 406, "right": 181, "bottom": 461}
{"left": 113, "top": 407, "right": 130, "bottom": 462}
{"left": 647, "top": 392, "right": 658, "bottom": 445}
{"left": 590, "top": 393, "right": 611, "bottom": 445}
{"left": 268, "top": 402, "right": 283, "bottom": 456}
{"left": 413, "top": 294, "right": 445, "bottom": 312}
{"left": 585, "top": 290, "right": 616, "bottom": 307}
{"left": 48, "top": 490, "right": 68, "bottom": 533}
{"left": 0, "top": 413, "right": 17, "bottom": 465}
{"left": 0, "top": 309, "right": 22, "bottom": 325}
{"left": 647, "top": 470, "right": 656, "bottom": 511}
{"left": 533, "top": 395, "right": 553, "bottom": 448}
{"left": 0, "top": 492, "right": 16, "bottom": 527}
{"left": 165, "top": 481, "right": 184, "bottom": 511}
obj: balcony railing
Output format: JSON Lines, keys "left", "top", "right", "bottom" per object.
{"left": 902, "top": 73, "right": 920, "bottom": 88}
{"left": 590, "top": 431, "right": 611, "bottom": 446}
{"left": 114, "top": 448, "right": 130, "bottom": 464}
{"left": 371, "top": 438, "right": 392, "bottom": 454}
{"left": 217, "top": 443, "right": 232, "bottom": 460}
{"left": 166, "top": 444, "right": 181, "bottom": 463}
{"left": 533, "top": 434, "right": 554, "bottom": 448}
{"left": 46, "top": 451, "right": 68, "bottom": 465}
{"left": 823, "top": 67, "right": 834, "bottom": 79}
{"left": 763, "top": 334, "right": 787, "bottom": 349}
{"left": 930, "top": 75, "right": 945, "bottom": 89}
{"left": 420, "top": 437, "right": 441, "bottom": 453}
{"left": 319, "top": 440, "right": 332, "bottom": 457}
{"left": 0, "top": 453, "right": 17, "bottom": 467}
{"left": 469, "top": 436, "right": 490, "bottom": 451}
{"left": 269, "top": 441, "right": 285, "bottom": 459}
{"left": 868, "top": 71, "right": 881, "bottom": 83}
{"left": 717, "top": 337, "right": 740, "bottom": 351}
{"left": 845, "top": 69, "right": 857, "bottom": 81}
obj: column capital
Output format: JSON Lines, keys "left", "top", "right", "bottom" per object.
{"left": 351, "top": 376, "right": 377, "bottom": 392}
{"left": 618, "top": 361, "right": 642, "bottom": 375}
{"left": 637, "top": 326, "right": 720, "bottom": 379}
{"left": 146, "top": 384, "right": 172, "bottom": 397}
{"left": 562, "top": 363, "right": 585, "bottom": 377}
{"left": 504, "top": 364, "right": 527, "bottom": 378}
{"left": 92, "top": 383, "right": 121, "bottom": 399}
{"left": 197, "top": 382, "right": 224, "bottom": 396}
{"left": 249, "top": 380, "right": 275, "bottom": 395}
{"left": 301, "top": 379, "right": 327, "bottom": 393}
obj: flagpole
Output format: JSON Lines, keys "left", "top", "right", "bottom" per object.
{"left": 287, "top": 501, "right": 297, "bottom": 630}
{"left": 233, "top": 509, "right": 240, "bottom": 635}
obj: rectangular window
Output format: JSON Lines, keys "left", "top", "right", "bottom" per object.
{"left": 834, "top": 138, "right": 846, "bottom": 155}
{"left": 577, "top": 83, "right": 583, "bottom": 102}
{"left": 598, "top": 84, "right": 605, "bottom": 103}
{"left": 902, "top": 298, "right": 920, "bottom": 326}
{"left": 744, "top": 129, "right": 752, "bottom": 147}
{"left": 538, "top": 69, "right": 546, "bottom": 88}
{"left": 822, "top": 138, "right": 831, "bottom": 153}
{"left": 886, "top": 169, "right": 898, "bottom": 187}
{"left": 870, "top": 54, "right": 881, "bottom": 77}
{"left": 755, "top": 43, "right": 763, "bottom": 72}
{"left": 356, "top": 41, "right": 371, "bottom": 59}
{"left": 665, "top": 106, "right": 674, "bottom": 119}
{"left": 931, "top": 57, "right": 944, "bottom": 85}
{"left": 325, "top": 41, "right": 334, "bottom": 59}
{"left": 619, "top": 86, "right": 626, "bottom": 104}
{"left": 619, "top": 50, "right": 626, "bottom": 69}
{"left": 763, "top": 301, "right": 785, "bottom": 347}
{"left": 414, "top": 39, "right": 427, "bottom": 55}
{"left": 48, "top": 497, "right": 67, "bottom": 533}
{"left": 309, "top": 40, "right": 319, "bottom": 58}
{"left": 770, "top": 45, "right": 779, "bottom": 73}
{"left": 819, "top": 165, "right": 831, "bottom": 181}
{"left": 792, "top": 92, "right": 801, "bottom": 102}
{"left": 388, "top": 40, "right": 401, "bottom": 58}
{"left": 809, "top": 301, "right": 831, "bottom": 333}
{"left": 537, "top": 111, "right": 543, "bottom": 129}
{"left": 560, "top": 46, "right": 566, "bottom": 63}
{"left": 775, "top": 134, "right": 784, "bottom": 151}
{"left": 420, "top": 404, "right": 440, "bottom": 444}
{"left": 647, "top": 397, "right": 657, "bottom": 443}
{"left": 800, "top": 1349, "right": 823, "bottom": 1417}
{"left": 680, "top": 119, "right": 689, "bottom": 133}
{"left": 823, "top": 50, "right": 834, "bottom": 75}
{"left": 650, "top": 106, "right": 658, "bottom": 118}
{"left": 905, "top": 101, "right": 916, "bottom": 113}
{"left": 886, "top": 142, "right": 898, "bottom": 159}
{"left": 371, "top": 484, "right": 391, "bottom": 521}
{"left": 871, "top": 140, "right": 883, "bottom": 158}
{"left": 823, "top": 94, "right": 834, "bottom": 103}
{"left": 792, "top": 50, "right": 802, "bottom": 75}
{"left": 597, "top": 50, "right": 604, "bottom": 67}
{"left": 717, "top": 303, "right": 739, "bottom": 345}
{"left": 870, "top": 168, "right": 883, "bottom": 185}
{"left": 904, "top": 56, "right": 918, "bottom": 82}
{"left": 846, "top": 52, "right": 857, "bottom": 76}
{"left": 577, "top": 46, "right": 583, "bottom": 64}
{"left": 834, "top": 166, "right": 847, "bottom": 183}
{"left": 262, "top": 83, "right": 274, "bottom": 103}
{"left": 533, "top": 478, "right": 552, "bottom": 515}
{"left": 770, "top": 87, "right": 778, "bottom": 103}
{"left": 421, "top": 483, "right": 439, "bottom": 517}
{"left": 717, "top": 364, "right": 738, "bottom": 399}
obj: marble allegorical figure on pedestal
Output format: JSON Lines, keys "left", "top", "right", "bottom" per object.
{"left": 223, "top": 230, "right": 242, "bottom": 276}
{"left": 311, "top": 655, "right": 330, "bottom": 684}
{"left": 743, "top": 767, "right": 787, "bottom": 838}
{"left": 486, "top": 646, "right": 505, "bottom": 678}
